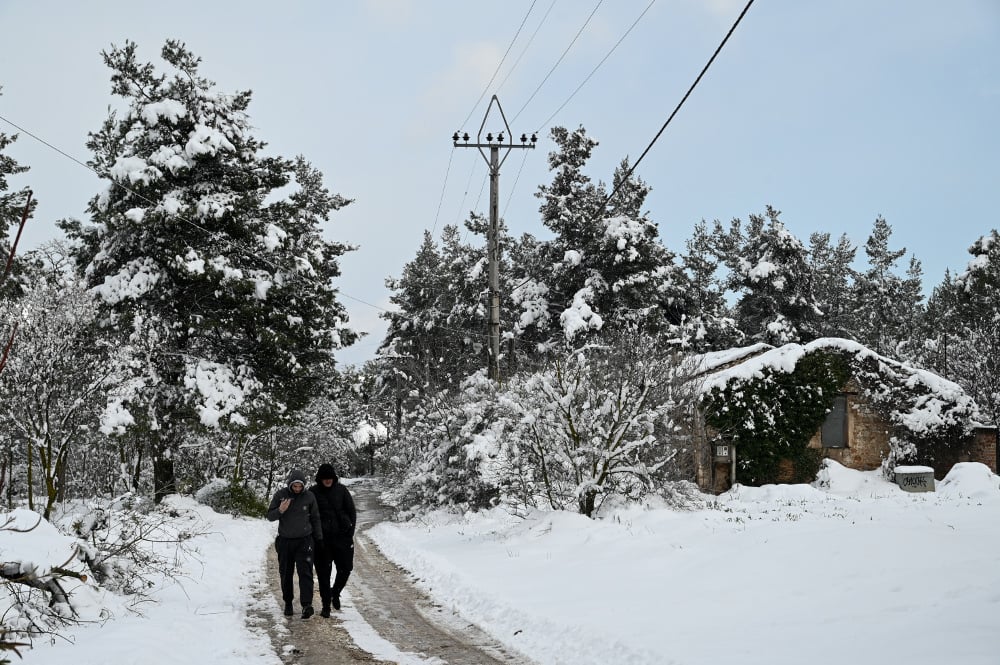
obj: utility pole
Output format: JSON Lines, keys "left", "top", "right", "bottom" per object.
{"left": 453, "top": 95, "right": 536, "bottom": 383}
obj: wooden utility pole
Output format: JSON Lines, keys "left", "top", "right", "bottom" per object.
{"left": 453, "top": 96, "right": 535, "bottom": 382}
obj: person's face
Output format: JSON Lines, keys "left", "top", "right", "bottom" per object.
{"left": 321, "top": 478, "right": 334, "bottom": 487}
{"left": 291, "top": 481, "right": 304, "bottom": 494}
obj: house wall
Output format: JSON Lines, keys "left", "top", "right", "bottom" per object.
{"left": 969, "top": 427, "right": 998, "bottom": 473}
{"left": 807, "top": 386, "right": 889, "bottom": 471}
{"left": 930, "top": 426, "right": 998, "bottom": 477}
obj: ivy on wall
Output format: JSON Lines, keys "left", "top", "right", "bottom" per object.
{"left": 699, "top": 340, "right": 979, "bottom": 486}
{"left": 703, "top": 350, "right": 850, "bottom": 485}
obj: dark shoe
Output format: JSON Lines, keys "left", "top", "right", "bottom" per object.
{"left": 320, "top": 605, "right": 331, "bottom": 618}
{"left": 283, "top": 603, "right": 293, "bottom": 617}
{"left": 301, "top": 605, "right": 314, "bottom": 619}
{"left": 332, "top": 595, "right": 341, "bottom": 610}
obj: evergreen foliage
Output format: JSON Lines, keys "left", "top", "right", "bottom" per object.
{"left": 850, "top": 217, "right": 924, "bottom": 357}
{"left": 720, "top": 206, "right": 822, "bottom": 345}
{"left": 0, "top": 88, "right": 33, "bottom": 241}
{"left": 58, "top": 41, "right": 355, "bottom": 501}
{"left": 0, "top": 89, "right": 37, "bottom": 300}
{"left": 385, "top": 374, "right": 502, "bottom": 515}
{"left": 808, "top": 231, "right": 857, "bottom": 339}
{"left": 677, "top": 220, "right": 742, "bottom": 351}
{"left": 525, "top": 127, "right": 691, "bottom": 348}
{"left": 194, "top": 478, "right": 267, "bottom": 517}
{"left": 950, "top": 229, "right": 1000, "bottom": 429}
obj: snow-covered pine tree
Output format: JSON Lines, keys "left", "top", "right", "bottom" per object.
{"left": 678, "top": 219, "right": 742, "bottom": 351}
{"left": 724, "top": 206, "right": 822, "bottom": 345}
{"left": 952, "top": 229, "right": 1000, "bottom": 429}
{"left": 849, "top": 216, "right": 924, "bottom": 357}
{"left": 916, "top": 269, "right": 962, "bottom": 377}
{"left": 59, "top": 40, "right": 356, "bottom": 501}
{"left": 524, "top": 126, "right": 689, "bottom": 348}
{"left": 379, "top": 223, "right": 493, "bottom": 398}
{"left": 808, "top": 231, "right": 857, "bottom": 339}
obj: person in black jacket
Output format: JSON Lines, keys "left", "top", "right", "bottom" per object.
{"left": 309, "top": 463, "right": 356, "bottom": 616}
{"left": 267, "top": 468, "right": 323, "bottom": 619}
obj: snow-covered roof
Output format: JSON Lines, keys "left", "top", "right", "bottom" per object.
{"left": 689, "top": 342, "right": 772, "bottom": 377}
{"left": 694, "top": 337, "right": 981, "bottom": 436}
{"left": 698, "top": 337, "right": 962, "bottom": 395}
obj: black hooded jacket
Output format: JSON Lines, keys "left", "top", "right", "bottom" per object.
{"left": 309, "top": 472, "right": 356, "bottom": 542}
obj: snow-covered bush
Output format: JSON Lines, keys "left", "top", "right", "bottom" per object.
{"left": 491, "top": 339, "right": 697, "bottom": 517}
{"left": 390, "top": 334, "right": 698, "bottom": 518}
{"left": 0, "top": 509, "right": 106, "bottom": 659}
{"left": 384, "top": 374, "right": 502, "bottom": 516}
{"left": 194, "top": 478, "right": 267, "bottom": 518}
{"left": 51, "top": 497, "right": 203, "bottom": 597}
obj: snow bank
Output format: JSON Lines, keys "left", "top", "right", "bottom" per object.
{"left": 370, "top": 464, "right": 1000, "bottom": 665}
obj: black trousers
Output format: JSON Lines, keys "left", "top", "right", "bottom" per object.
{"left": 314, "top": 537, "right": 354, "bottom": 604}
{"left": 275, "top": 535, "right": 314, "bottom": 607}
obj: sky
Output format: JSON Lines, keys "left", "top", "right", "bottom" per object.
{"left": 0, "top": 0, "right": 997, "bottom": 367}
{"left": 12, "top": 463, "right": 1000, "bottom": 664}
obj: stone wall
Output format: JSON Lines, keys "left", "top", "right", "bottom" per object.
{"left": 968, "top": 427, "right": 998, "bottom": 473}
{"left": 937, "top": 426, "right": 998, "bottom": 476}
{"left": 807, "top": 385, "right": 889, "bottom": 471}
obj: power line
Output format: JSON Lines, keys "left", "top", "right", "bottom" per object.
{"left": 500, "top": 0, "right": 656, "bottom": 219}
{"left": 495, "top": 0, "right": 560, "bottom": 96}
{"left": 503, "top": 150, "right": 531, "bottom": 218}
{"left": 506, "top": 0, "right": 755, "bottom": 300}
{"left": 430, "top": 147, "right": 456, "bottom": 235}
{"left": 0, "top": 114, "right": 521, "bottom": 357}
{"left": 340, "top": 290, "right": 498, "bottom": 345}
{"left": 452, "top": 158, "right": 480, "bottom": 228}
{"left": 604, "top": 0, "right": 755, "bottom": 206}
{"left": 459, "top": 0, "right": 539, "bottom": 131}
{"left": 534, "top": 0, "right": 657, "bottom": 133}
{"left": 511, "top": 0, "right": 604, "bottom": 124}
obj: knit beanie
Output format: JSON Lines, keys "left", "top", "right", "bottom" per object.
{"left": 287, "top": 468, "right": 307, "bottom": 489}
{"left": 315, "top": 463, "right": 337, "bottom": 482}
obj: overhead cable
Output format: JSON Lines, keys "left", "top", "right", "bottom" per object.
{"left": 604, "top": 0, "right": 755, "bottom": 206}
{"left": 495, "top": 0, "right": 560, "bottom": 96}
{"left": 534, "top": 0, "right": 657, "bottom": 133}
{"left": 511, "top": 0, "right": 604, "bottom": 124}
{"left": 459, "top": 0, "right": 539, "bottom": 131}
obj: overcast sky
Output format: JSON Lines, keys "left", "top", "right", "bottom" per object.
{"left": 1, "top": 0, "right": 997, "bottom": 366}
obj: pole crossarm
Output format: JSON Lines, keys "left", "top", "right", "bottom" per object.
{"left": 453, "top": 142, "right": 535, "bottom": 151}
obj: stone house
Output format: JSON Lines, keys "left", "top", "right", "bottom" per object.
{"left": 689, "top": 339, "right": 998, "bottom": 494}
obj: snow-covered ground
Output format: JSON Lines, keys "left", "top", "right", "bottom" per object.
{"left": 369, "top": 461, "right": 1000, "bottom": 665}
{"left": 10, "top": 462, "right": 1000, "bottom": 665}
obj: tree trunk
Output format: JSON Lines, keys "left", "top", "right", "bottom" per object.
{"left": 578, "top": 488, "right": 598, "bottom": 518}
{"left": 153, "top": 456, "right": 176, "bottom": 503}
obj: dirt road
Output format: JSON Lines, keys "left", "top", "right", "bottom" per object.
{"left": 253, "top": 480, "right": 533, "bottom": 665}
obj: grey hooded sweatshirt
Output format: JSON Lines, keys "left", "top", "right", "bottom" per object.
{"left": 267, "top": 468, "right": 323, "bottom": 540}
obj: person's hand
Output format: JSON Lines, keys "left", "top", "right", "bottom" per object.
{"left": 278, "top": 498, "right": 292, "bottom": 513}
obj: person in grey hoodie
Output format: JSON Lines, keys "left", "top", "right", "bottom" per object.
{"left": 267, "top": 468, "right": 323, "bottom": 618}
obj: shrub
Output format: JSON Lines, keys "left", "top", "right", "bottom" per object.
{"left": 195, "top": 479, "right": 267, "bottom": 518}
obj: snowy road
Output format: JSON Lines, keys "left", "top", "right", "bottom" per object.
{"left": 262, "top": 480, "right": 533, "bottom": 665}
